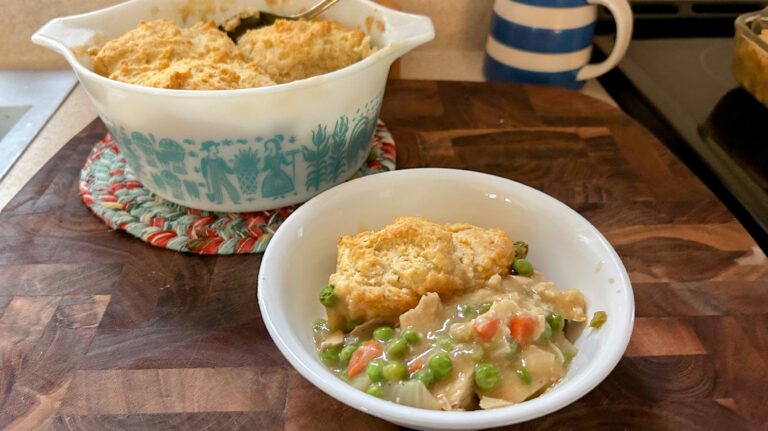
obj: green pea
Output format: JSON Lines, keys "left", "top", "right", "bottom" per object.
{"left": 458, "top": 304, "right": 474, "bottom": 318}
{"left": 373, "top": 326, "right": 395, "bottom": 342}
{"left": 539, "top": 322, "right": 553, "bottom": 342}
{"left": 506, "top": 339, "right": 519, "bottom": 360}
{"left": 477, "top": 302, "right": 493, "bottom": 315}
{"left": 411, "top": 369, "right": 435, "bottom": 387}
{"left": 383, "top": 361, "right": 408, "bottom": 382}
{"left": 428, "top": 353, "right": 453, "bottom": 380}
{"left": 340, "top": 368, "right": 349, "bottom": 381}
{"left": 514, "top": 241, "right": 529, "bottom": 260}
{"left": 386, "top": 338, "right": 409, "bottom": 358}
{"left": 366, "top": 383, "right": 383, "bottom": 398}
{"left": 402, "top": 328, "right": 422, "bottom": 344}
{"left": 437, "top": 337, "right": 455, "bottom": 351}
{"left": 319, "top": 284, "right": 337, "bottom": 307}
{"left": 516, "top": 366, "right": 532, "bottom": 384}
{"left": 366, "top": 359, "right": 385, "bottom": 382}
{"left": 320, "top": 345, "right": 342, "bottom": 365}
{"left": 474, "top": 363, "right": 501, "bottom": 391}
{"left": 547, "top": 313, "right": 565, "bottom": 332}
{"left": 590, "top": 311, "right": 608, "bottom": 328}
{"left": 513, "top": 259, "right": 534, "bottom": 276}
{"left": 339, "top": 344, "right": 358, "bottom": 365}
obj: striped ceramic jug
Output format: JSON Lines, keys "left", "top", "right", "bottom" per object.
{"left": 484, "top": 0, "right": 632, "bottom": 89}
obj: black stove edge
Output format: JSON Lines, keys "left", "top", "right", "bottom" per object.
{"left": 596, "top": 17, "right": 740, "bottom": 38}
{"left": 592, "top": 50, "right": 768, "bottom": 254}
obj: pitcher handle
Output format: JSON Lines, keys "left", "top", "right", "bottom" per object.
{"left": 576, "top": 0, "right": 633, "bottom": 81}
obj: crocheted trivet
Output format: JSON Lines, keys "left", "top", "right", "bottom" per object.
{"left": 79, "top": 121, "right": 396, "bottom": 254}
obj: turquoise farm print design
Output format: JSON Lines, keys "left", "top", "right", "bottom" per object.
{"left": 131, "top": 132, "right": 159, "bottom": 168}
{"left": 106, "top": 125, "right": 144, "bottom": 175}
{"left": 233, "top": 148, "right": 261, "bottom": 195}
{"left": 302, "top": 125, "right": 330, "bottom": 191}
{"left": 347, "top": 113, "right": 377, "bottom": 165}
{"left": 262, "top": 135, "right": 298, "bottom": 199}
{"left": 107, "top": 92, "right": 384, "bottom": 205}
{"left": 157, "top": 138, "right": 187, "bottom": 174}
{"left": 328, "top": 116, "right": 349, "bottom": 182}
{"left": 150, "top": 172, "right": 166, "bottom": 191}
{"left": 302, "top": 113, "right": 377, "bottom": 191}
{"left": 161, "top": 169, "right": 184, "bottom": 199}
{"left": 183, "top": 180, "right": 200, "bottom": 199}
{"left": 200, "top": 140, "right": 241, "bottom": 205}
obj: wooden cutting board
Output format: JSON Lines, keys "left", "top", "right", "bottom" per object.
{"left": 1, "top": 80, "right": 766, "bottom": 430}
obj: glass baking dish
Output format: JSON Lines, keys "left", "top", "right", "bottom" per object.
{"left": 734, "top": 8, "right": 768, "bottom": 109}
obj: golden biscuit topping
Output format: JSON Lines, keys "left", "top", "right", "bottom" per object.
{"left": 327, "top": 217, "right": 515, "bottom": 326}
{"left": 87, "top": 17, "right": 373, "bottom": 90}
{"left": 238, "top": 19, "right": 372, "bottom": 84}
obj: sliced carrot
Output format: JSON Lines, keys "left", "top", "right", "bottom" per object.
{"left": 473, "top": 316, "right": 500, "bottom": 341}
{"left": 347, "top": 339, "right": 382, "bottom": 377}
{"left": 409, "top": 361, "right": 424, "bottom": 373}
{"left": 509, "top": 314, "right": 536, "bottom": 345}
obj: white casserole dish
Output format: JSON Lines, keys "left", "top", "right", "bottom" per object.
{"left": 33, "top": 0, "right": 434, "bottom": 211}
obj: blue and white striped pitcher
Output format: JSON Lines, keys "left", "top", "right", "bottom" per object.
{"left": 483, "top": 0, "right": 632, "bottom": 89}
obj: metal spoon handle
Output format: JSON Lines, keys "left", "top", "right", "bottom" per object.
{"left": 298, "top": 0, "right": 343, "bottom": 20}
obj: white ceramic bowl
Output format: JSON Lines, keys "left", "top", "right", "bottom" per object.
{"left": 258, "top": 168, "right": 634, "bottom": 430}
{"left": 32, "top": 0, "right": 433, "bottom": 212}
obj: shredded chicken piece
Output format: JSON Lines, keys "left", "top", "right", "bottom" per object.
{"left": 349, "top": 318, "right": 386, "bottom": 339}
{"left": 399, "top": 293, "right": 444, "bottom": 334}
{"left": 432, "top": 356, "right": 477, "bottom": 411}
{"left": 319, "top": 330, "right": 345, "bottom": 349}
{"left": 533, "top": 282, "right": 586, "bottom": 322}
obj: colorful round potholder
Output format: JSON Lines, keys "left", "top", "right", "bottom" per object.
{"left": 80, "top": 120, "right": 396, "bottom": 255}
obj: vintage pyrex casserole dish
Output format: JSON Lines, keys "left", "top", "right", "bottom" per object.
{"left": 32, "top": 0, "right": 434, "bottom": 212}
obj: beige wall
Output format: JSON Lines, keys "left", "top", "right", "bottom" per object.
{"left": 3, "top": 0, "right": 121, "bottom": 68}
{"left": 2, "top": 0, "right": 494, "bottom": 79}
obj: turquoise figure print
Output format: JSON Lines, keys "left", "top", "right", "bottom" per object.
{"left": 234, "top": 148, "right": 261, "bottom": 195}
{"left": 302, "top": 125, "right": 331, "bottom": 191}
{"left": 328, "top": 116, "right": 349, "bottom": 182}
{"left": 200, "top": 140, "right": 241, "bottom": 205}
{"left": 262, "top": 135, "right": 298, "bottom": 199}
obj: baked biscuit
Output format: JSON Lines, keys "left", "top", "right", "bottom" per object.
{"left": 89, "top": 19, "right": 274, "bottom": 90}
{"left": 446, "top": 223, "right": 516, "bottom": 287}
{"left": 327, "top": 217, "right": 515, "bottom": 325}
{"left": 89, "top": 17, "right": 372, "bottom": 89}
{"left": 237, "top": 19, "right": 372, "bottom": 84}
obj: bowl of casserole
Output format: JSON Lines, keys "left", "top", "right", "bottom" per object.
{"left": 258, "top": 168, "right": 634, "bottom": 429}
{"left": 32, "top": 0, "right": 434, "bottom": 212}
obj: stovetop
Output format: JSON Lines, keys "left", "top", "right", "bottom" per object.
{"left": 595, "top": 36, "right": 768, "bottom": 251}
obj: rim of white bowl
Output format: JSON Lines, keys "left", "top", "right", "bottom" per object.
{"left": 258, "top": 168, "right": 634, "bottom": 429}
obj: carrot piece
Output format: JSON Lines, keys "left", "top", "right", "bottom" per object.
{"left": 347, "top": 339, "right": 382, "bottom": 377}
{"left": 409, "top": 361, "right": 424, "bottom": 373}
{"left": 473, "top": 316, "right": 500, "bottom": 341}
{"left": 509, "top": 314, "right": 536, "bottom": 345}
